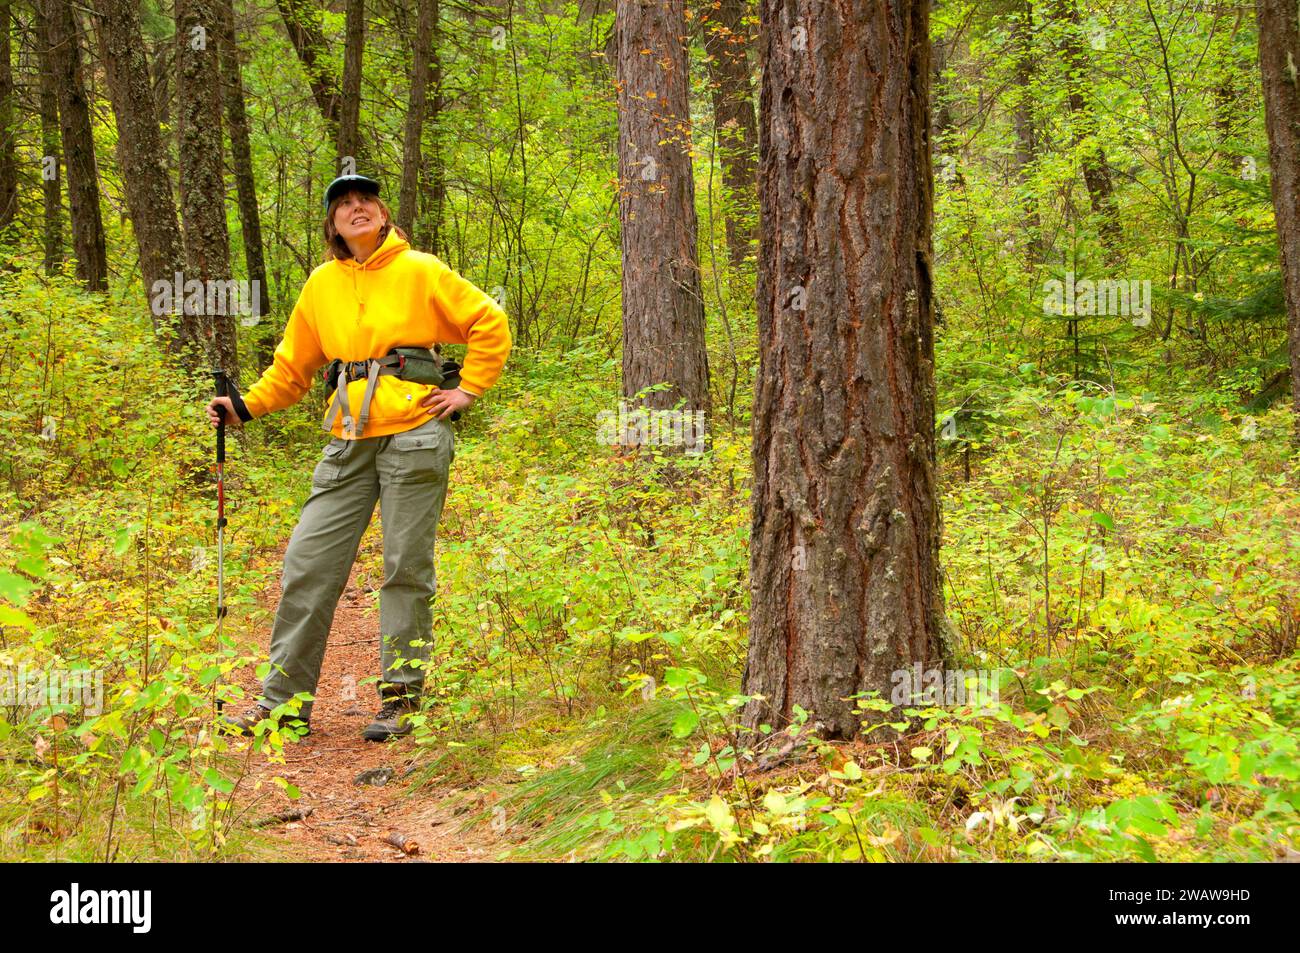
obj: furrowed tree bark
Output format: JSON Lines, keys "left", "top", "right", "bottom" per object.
{"left": 150, "top": 36, "right": 170, "bottom": 130}
{"left": 697, "top": 0, "right": 757, "bottom": 271}
{"left": 216, "top": 0, "right": 272, "bottom": 336}
{"left": 742, "top": 0, "right": 948, "bottom": 739}
{"left": 44, "top": 0, "right": 107, "bottom": 292}
{"left": 337, "top": 0, "right": 365, "bottom": 171}
{"left": 176, "top": 0, "right": 237, "bottom": 376}
{"left": 616, "top": 0, "right": 712, "bottom": 442}
{"left": 1256, "top": 0, "right": 1300, "bottom": 440}
{"left": 91, "top": 0, "right": 185, "bottom": 342}
{"left": 34, "top": 1, "right": 64, "bottom": 274}
{"left": 0, "top": 0, "right": 17, "bottom": 231}
{"left": 398, "top": 0, "right": 433, "bottom": 236}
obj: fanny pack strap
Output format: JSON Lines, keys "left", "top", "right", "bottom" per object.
{"left": 323, "top": 355, "right": 402, "bottom": 439}
{"left": 321, "top": 347, "right": 463, "bottom": 437}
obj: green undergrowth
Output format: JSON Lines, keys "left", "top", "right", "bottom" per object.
{"left": 2, "top": 261, "right": 1297, "bottom": 862}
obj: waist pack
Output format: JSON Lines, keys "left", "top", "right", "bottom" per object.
{"left": 322, "top": 346, "right": 463, "bottom": 438}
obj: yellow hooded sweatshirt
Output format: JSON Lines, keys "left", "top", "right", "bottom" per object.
{"left": 240, "top": 227, "right": 512, "bottom": 439}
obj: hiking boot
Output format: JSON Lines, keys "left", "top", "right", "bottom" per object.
{"left": 362, "top": 695, "right": 420, "bottom": 742}
{"left": 219, "top": 703, "right": 311, "bottom": 739}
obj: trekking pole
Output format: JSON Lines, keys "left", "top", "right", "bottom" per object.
{"left": 212, "top": 369, "right": 230, "bottom": 716}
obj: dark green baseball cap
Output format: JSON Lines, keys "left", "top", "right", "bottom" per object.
{"left": 324, "top": 174, "right": 381, "bottom": 210}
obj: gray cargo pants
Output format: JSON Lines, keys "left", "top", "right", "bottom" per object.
{"left": 259, "top": 413, "right": 454, "bottom": 722}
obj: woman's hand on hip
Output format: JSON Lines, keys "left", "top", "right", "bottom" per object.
{"left": 206, "top": 396, "right": 243, "bottom": 428}
{"left": 421, "top": 386, "right": 476, "bottom": 420}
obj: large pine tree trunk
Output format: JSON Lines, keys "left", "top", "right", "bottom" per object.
{"left": 35, "top": 4, "right": 63, "bottom": 275}
{"left": 0, "top": 0, "right": 17, "bottom": 231}
{"left": 337, "top": 0, "right": 365, "bottom": 171}
{"left": 616, "top": 0, "right": 712, "bottom": 437}
{"left": 742, "top": 0, "right": 948, "bottom": 739}
{"left": 398, "top": 0, "right": 434, "bottom": 237}
{"left": 44, "top": 0, "right": 107, "bottom": 292}
{"left": 698, "top": 0, "right": 757, "bottom": 272}
{"left": 91, "top": 0, "right": 185, "bottom": 340}
{"left": 1256, "top": 0, "right": 1300, "bottom": 438}
{"left": 216, "top": 0, "right": 271, "bottom": 328}
{"left": 176, "top": 0, "right": 236, "bottom": 375}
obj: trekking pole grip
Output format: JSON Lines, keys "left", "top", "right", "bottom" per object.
{"left": 213, "top": 369, "right": 228, "bottom": 463}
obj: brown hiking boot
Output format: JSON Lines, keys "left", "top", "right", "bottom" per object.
{"left": 219, "top": 703, "right": 311, "bottom": 739}
{"left": 362, "top": 694, "right": 420, "bottom": 741}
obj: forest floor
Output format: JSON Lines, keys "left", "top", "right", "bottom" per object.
{"left": 226, "top": 525, "right": 512, "bottom": 863}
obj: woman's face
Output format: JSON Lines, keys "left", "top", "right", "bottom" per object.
{"left": 332, "top": 191, "right": 385, "bottom": 248}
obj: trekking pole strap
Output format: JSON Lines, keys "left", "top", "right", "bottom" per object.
{"left": 213, "top": 369, "right": 254, "bottom": 424}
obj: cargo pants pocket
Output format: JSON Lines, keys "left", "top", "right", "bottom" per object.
{"left": 312, "top": 438, "right": 352, "bottom": 487}
{"left": 390, "top": 420, "right": 452, "bottom": 484}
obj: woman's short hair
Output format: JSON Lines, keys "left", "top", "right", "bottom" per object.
{"left": 322, "top": 191, "right": 408, "bottom": 262}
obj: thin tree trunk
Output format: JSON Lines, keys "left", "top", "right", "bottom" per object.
{"left": 176, "top": 0, "right": 236, "bottom": 375}
{"left": 931, "top": 0, "right": 955, "bottom": 148}
{"left": 275, "top": 0, "right": 340, "bottom": 131}
{"left": 1256, "top": 0, "right": 1300, "bottom": 438}
{"left": 416, "top": 0, "right": 444, "bottom": 256}
{"left": 398, "top": 0, "right": 433, "bottom": 236}
{"left": 616, "top": 0, "right": 712, "bottom": 436}
{"left": 216, "top": 0, "right": 271, "bottom": 326}
{"left": 337, "top": 0, "right": 364, "bottom": 171}
{"left": 697, "top": 0, "right": 757, "bottom": 271}
{"left": 0, "top": 0, "right": 17, "bottom": 231}
{"left": 1050, "top": 0, "right": 1120, "bottom": 255}
{"left": 91, "top": 0, "right": 185, "bottom": 339}
{"left": 1011, "top": 0, "right": 1041, "bottom": 255}
{"left": 742, "top": 0, "right": 948, "bottom": 738}
{"left": 44, "top": 0, "right": 107, "bottom": 291}
{"left": 34, "top": 1, "right": 63, "bottom": 274}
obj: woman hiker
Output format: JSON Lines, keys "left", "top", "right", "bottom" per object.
{"left": 204, "top": 174, "right": 511, "bottom": 742}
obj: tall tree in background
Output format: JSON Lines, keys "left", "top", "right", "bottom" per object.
{"left": 92, "top": 0, "right": 185, "bottom": 340}
{"left": 1011, "top": 0, "right": 1041, "bottom": 255}
{"left": 275, "top": 0, "right": 340, "bottom": 133}
{"left": 32, "top": 1, "right": 63, "bottom": 273}
{"left": 417, "top": 0, "right": 445, "bottom": 258}
{"left": 398, "top": 0, "right": 435, "bottom": 238}
{"left": 615, "top": 0, "right": 712, "bottom": 437}
{"left": 1049, "top": 0, "right": 1120, "bottom": 255}
{"left": 742, "top": 0, "right": 947, "bottom": 738}
{"left": 216, "top": 0, "right": 272, "bottom": 337}
{"left": 176, "top": 0, "right": 236, "bottom": 373}
{"left": 698, "top": 0, "right": 757, "bottom": 271}
{"left": 338, "top": 0, "right": 365, "bottom": 170}
{"left": 1255, "top": 0, "right": 1300, "bottom": 438}
{"left": 0, "top": 0, "right": 16, "bottom": 231}
{"left": 44, "top": 0, "right": 107, "bottom": 291}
